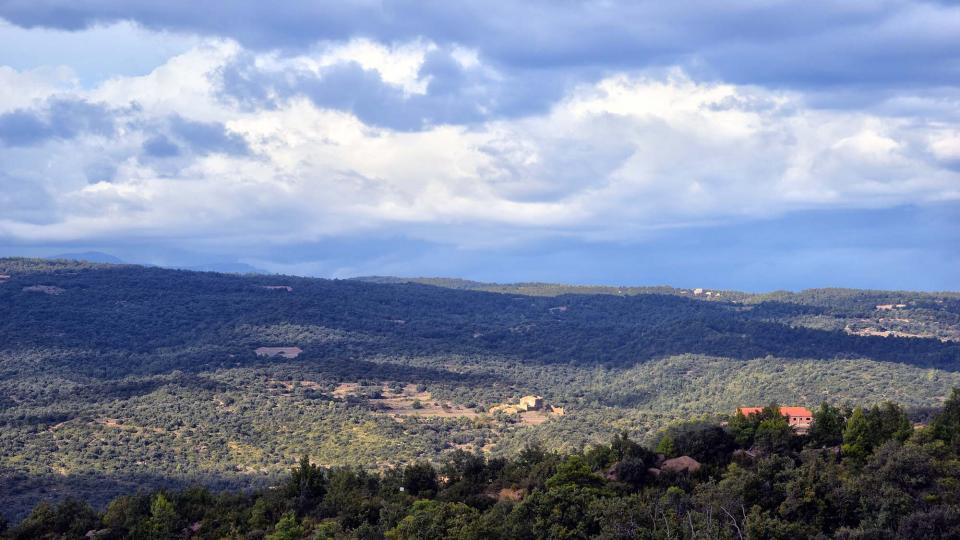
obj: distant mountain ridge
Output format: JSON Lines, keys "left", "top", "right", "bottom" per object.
{"left": 48, "top": 251, "right": 125, "bottom": 264}
{"left": 41, "top": 253, "right": 268, "bottom": 275}
{"left": 352, "top": 275, "right": 960, "bottom": 302}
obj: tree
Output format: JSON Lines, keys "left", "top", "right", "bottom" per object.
{"left": 615, "top": 456, "right": 651, "bottom": 488}
{"left": 267, "top": 511, "right": 304, "bottom": 540}
{"left": 584, "top": 443, "right": 616, "bottom": 472}
{"left": 728, "top": 410, "right": 757, "bottom": 448}
{"left": 655, "top": 433, "right": 676, "bottom": 457}
{"left": 858, "top": 441, "right": 937, "bottom": 532}
{"left": 546, "top": 455, "right": 604, "bottom": 490}
{"left": 509, "top": 484, "right": 602, "bottom": 539}
{"left": 403, "top": 461, "right": 439, "bottom": 498}
{"left": 659, "top": 420, "right": 736, "bottom": 464}
{"left": 842, "top": 407, "right": 871, "bottom": 462}
{"left": 610, "top": 431, "right": 644, "bottom": 461}
{"left": 102, "top": 494, "right": 150, "bottom": 535}
{"left": 589, "top": 494, "right": 652, "bottom": 540}
{"left": 808, "top": 402, "right": 845, "bottom": 448}
{"left": 322, "top": 467, "right": 375, "bottom": 528}
{"left": 897, "top": 506, "right": 960, "bottom": 540}
{"left": 386, "top": 500, "right": 480, "bottom": 540}
{"left": 286, "top": 455, "right": 327, "bottom": 516}
{"left": 778, "top": 450, "right": 855, "bottom": 534}
{"left": 754, "top": 416, "right": 793, "bottom": 454}
{"left": 147, "top": 493, "right": 178, "bottom": 540}
{"left": 440, "top": 450, "right": 488, "bottom": 499}
{"left": 745, "top": 506, "right": 817, "bottom": 540}
{"left": 930, "top": 388, "right": 960, "bottom": 447}
{"left": 869, "top": 402, "right": 912, "bottom": 445}
{"left": 9, "top": 499, "right": 100, "bottom": 540}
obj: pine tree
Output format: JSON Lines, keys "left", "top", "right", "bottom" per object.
{"left": 842, "top": 407, "right": 871, "bottom": 462}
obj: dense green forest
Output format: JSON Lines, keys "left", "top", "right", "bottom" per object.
{"left": 6, "top": 392, "right": 960, "bottom": 539}
{"left": 1, "top": 258, "right": 959, "bottom": 523}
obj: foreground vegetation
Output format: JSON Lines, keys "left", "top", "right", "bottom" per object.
{"left": 6, "top": 392, "right": 960, "bottom": 539}
{"left": 1, "top": 258, "right": 959, "bottom": 521}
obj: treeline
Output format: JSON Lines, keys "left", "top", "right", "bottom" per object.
{"left": 6, "top": 391, "right": 960, "bottom": 540}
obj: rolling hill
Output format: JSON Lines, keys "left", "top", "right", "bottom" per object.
{"left": 1, "top": 257, "right": 959, "bottom": 519}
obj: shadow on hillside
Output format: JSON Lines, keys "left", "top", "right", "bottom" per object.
{"left": 264, "top": 355, "right": 508, "bottom": 387}
{"left": 353, "top": 287, "right": 960, "bottom": 371}
{"left": 2, "top": 265, "right": 958, "bottom": 373}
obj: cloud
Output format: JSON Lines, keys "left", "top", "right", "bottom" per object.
{"left": 0, "top": 98, "right": 113, "bottom": 146}
{"left": 141, "top": 134, "right": 180, "bottom": 157}
{"left": 0, "top": 110, "right": 52, "bottom": 146}
{"left": 2, "top": 1, "right": 959, "bottom": 94}
{"left": 0, "top": 19, "right": 200, "bottom": 86}
{"left": 218, "top": 42, "right": 513, "bottom": 130}
{"left": 0, "top": 8, "right": 957, "bottom": 289}
{"left": 0, "top": 36, "right": 956, "bottom": 254}
{"left": 168, "top": 115, "right": 248, "bottom": 155}
{"left": 0, "top": 64, "right": 78, "bottom": 112}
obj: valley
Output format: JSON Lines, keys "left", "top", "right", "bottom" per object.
{"left": 1, "top": 258, "right": 959, "bottom": 521}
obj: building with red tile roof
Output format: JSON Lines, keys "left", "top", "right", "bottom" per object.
{"left": 738, "top": 406, "right": 813, "bottom": 431}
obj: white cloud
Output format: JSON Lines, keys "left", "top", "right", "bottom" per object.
{"left": 89, "top": 40, "right": 240, "bottom": 120}
{"left": 0, "top": 65, "right": 78, "bottom": 112}
{"left": 1, "top": 38, "right": 958, "bottom": 249}
{"left": 930, "top": 131, "right": 960, "bottom": 163}
{"left": 249, "top": 38, "right": 436, "bottom": 95}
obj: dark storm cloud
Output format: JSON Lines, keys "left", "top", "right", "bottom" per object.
{"left": 0, "top": 98, "right": 113, "bottom": 146}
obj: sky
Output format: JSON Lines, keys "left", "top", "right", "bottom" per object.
{"left": 0, "top": 1, "right": 958, "bottom": 291}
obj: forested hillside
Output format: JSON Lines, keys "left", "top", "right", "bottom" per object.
{"left": 6, "top": 394, "right": 960, "bottom": 539}
{"left": 1, "top": 258, "right": 959, "bottom": 522}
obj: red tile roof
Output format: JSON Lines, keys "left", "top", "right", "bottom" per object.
{"left": 738, "top": 406, "right": 812, "bottom": 418}
{"left": 779, "top": 406, "right": 813, "bottom": 417}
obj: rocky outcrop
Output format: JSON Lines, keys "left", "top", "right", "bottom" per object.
{"left": 660, "top": 455, "right": 701, "bottom": 474}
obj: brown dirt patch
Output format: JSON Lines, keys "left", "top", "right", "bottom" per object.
{"left": 844, "top": 325, "right": 928, "bottom": 339}
{"left": 333, "top": 382, "right": 483, "bottom": 419}
{"left": 496, "top": 488, "right": 525, "bottom": 501}
{"left": 333, "top": 382, "right": 360, "bottom": 397}
{"left": 254, "top": 346, "right": 303, "bottom": 358}
{"left": 377, "top": 384, "right": 482, "bottom": 418}
{"left": 519, "top": 411, "right": 553, "bottom": 425}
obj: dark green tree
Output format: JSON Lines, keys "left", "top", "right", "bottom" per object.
{"left": 267, "top": 511, "right": 304, "bottom": 540}
{"left": 754, "top": 416, "right": 794, "bottom": 454}
{"left": 386, "top": 500, "right": 480, "bottom": 540}
{"left": 286, "top": 455, "right": 327, "bottom": 516}
{"left": 403, "top": 461, "right": 439, "bottom": 498}
{"left": 842, "top": 407, "right": 872, "bottom": 462}
{"left": 930, "top": 388, "right": 960, "bottom": 447}
{"left": 808, "top": 402, "right": 845, "bottom": 448}
{"left": 147, "top": 493, "right": 178, "bottom": 540}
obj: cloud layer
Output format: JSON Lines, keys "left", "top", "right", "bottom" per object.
{"left": 0, "top": 3, "right": 958, "bottom": 288}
